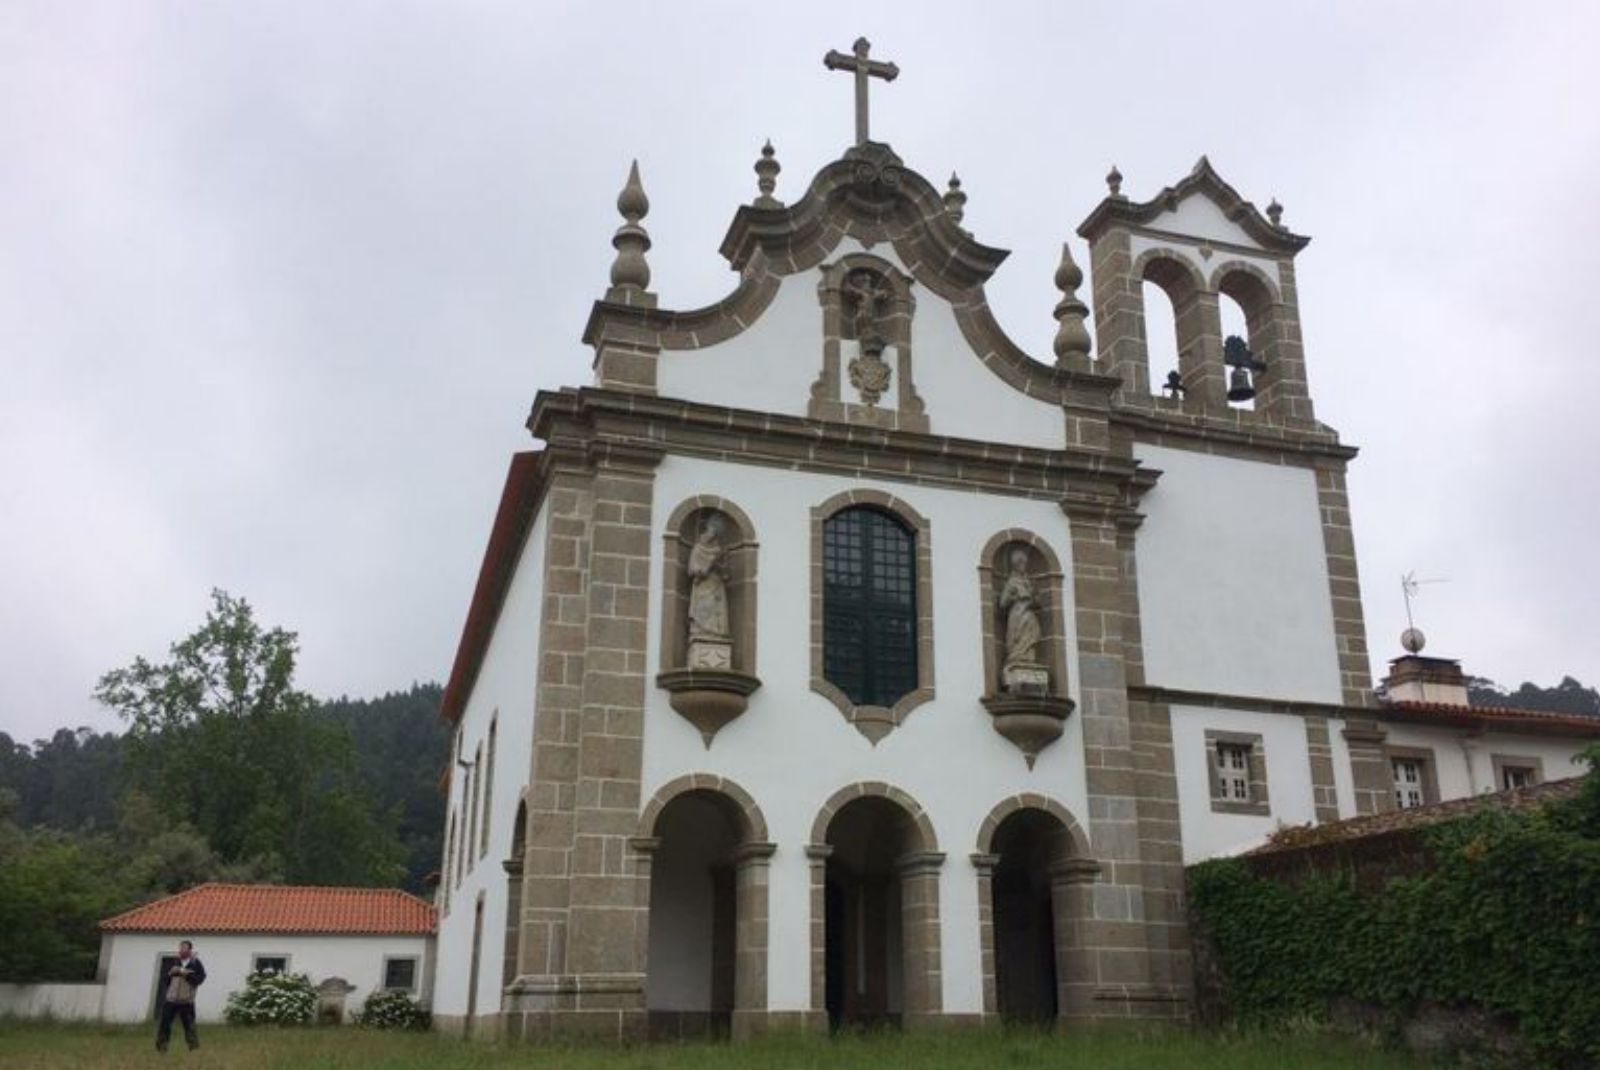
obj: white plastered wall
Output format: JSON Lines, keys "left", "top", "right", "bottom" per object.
{"left": 1133, "top": 443, "right": 1342, "bottom": 705}
{"left": 432, "top": 506, "right": 549, "bottom": 1019}
{"left": 99, "top": 932, "right": 432, "bottom": 1022}
{"left": 1170, "top": 706, "right": 1320, "bottom": 863}
{"left": 1380, "top": 723, "right": 1590, "bottom": 801}
{"left": 653, "top": 241, "right": 1065, "bottom": 451}
{"left": 641, "top": 455, "right": 1089, "bottom": 1016}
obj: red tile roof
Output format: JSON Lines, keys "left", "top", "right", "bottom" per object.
{"left": 1384, "top": 699, "right": 1600, "bottom": 737}
{"left": 99, "top": 883, "right": 437, "bottom": 935}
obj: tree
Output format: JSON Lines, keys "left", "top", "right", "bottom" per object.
{"left": 94, "top": 590, "right": 404, "bottom": 886}
{"left": 1469, "top": 675, "right": 1600, "bottom": 717}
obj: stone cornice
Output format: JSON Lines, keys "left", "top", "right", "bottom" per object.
{"left": 529, "top": 387, "right": 1153, "bottom": 503}
{"left": 1112, "top": 406, "right": 1359, "bottom": 464}
{"left": 1076, "top": 156, "right": 1310, "bottom": 253}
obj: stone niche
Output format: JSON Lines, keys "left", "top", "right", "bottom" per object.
{"left": 809, "top": 253, "right": 927, "bottom": 432}
{"left": 977, "top": 532, "right": 1075, "bottom": 767}
{"left": 655, "top": 498, "right": 761, "bottom": 745}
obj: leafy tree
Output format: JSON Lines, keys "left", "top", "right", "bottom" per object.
{"left": 1469, "top": 674, "right": 1600, "bottom": 717}
{"left": 94, "top": 590, "right": 404, "bottom": 886}
{"left": 0, "top": 727, "right": 123, "bottom": 831}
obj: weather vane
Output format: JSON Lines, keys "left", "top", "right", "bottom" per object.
{"left": 1399, "top": 570, "right": 1448, "bottom": 653}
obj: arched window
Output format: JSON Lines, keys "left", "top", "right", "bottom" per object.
{"left": 823, "top": 506, "right": 917, "bottom": 708}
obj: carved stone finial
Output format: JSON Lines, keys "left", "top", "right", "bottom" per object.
{"left": 1052, "top": 242, "right": 1092, "bottom": 367}
{"left": 1266, "top": 197, "right": 1284, "bottom": 226}
{"left": 1106, "top": 164, "right": 1123, "bottom": 198}
{"left": 754, "top": 140, "right": 782, "bottom": 208}
{"left": 608, "top": 160, "right": 652, "bottom": 300}
{"left": 943, "top": 172, "right": 967, "bottom": 226}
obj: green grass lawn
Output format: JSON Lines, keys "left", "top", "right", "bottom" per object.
{"left": 0, "top": 1021, "right": 1422, "bottom": 1070}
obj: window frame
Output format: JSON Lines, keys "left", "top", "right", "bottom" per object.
{"left": 381, "top": 955, "right": 419, "bottom": 993}
{"left": 1385, "top": 745, "right": 1440, "bottom": 810}
{"left": 1205, "top": 729, "right": 1271, "bottom": 817}
{"left": 809, "top": 491, "right": 934, "bottom": 741}
{"left": 1491, "top": 753, "right": 1544, "bottom": 793}
{"left": 251, "top": 953, "right": 291, "bottom": 977}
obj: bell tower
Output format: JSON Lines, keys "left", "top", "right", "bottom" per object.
{"left": 1076, "top": 157, "right": 1317, "bottom": 427}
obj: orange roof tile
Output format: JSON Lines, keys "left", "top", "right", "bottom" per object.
{"left": 1383, "top": 699, "right": 1600, "bottom": 737}
{"left": 100, "top": 883, "right": 437, "bottom": 935}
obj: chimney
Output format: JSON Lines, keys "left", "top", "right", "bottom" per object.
{"left": 1381, "top": 626, "right": 1469, "bottom": 706}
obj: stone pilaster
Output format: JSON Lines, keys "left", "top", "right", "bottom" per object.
{"left": 1253, "top": 258, "right": 1316, "bottom": 425}
{"left": 896, "top": 851, "right": 946, "bottom": 1025}
{"left": 731, "top": 842, "right": 776, "bottom": 1038}
{"left": 1174, "top": 289, "right": 1226, "bottom": 412}
{"left": 1304, "top": 715, "right": 1341, "bottom": 822}
{"left": 1315, "top": 457, "right": 1373, "bottom": 709}
{"left": 1049, "top": 858, "right": 1104, "bottom": 1023}
{"left": 1343, "top": 720, "right": 1393, "bottom": 816}
{"left": 1085, "top": 227, "right": 1149, "bottom": 400}
{"left": 969, "top": 853, "right": 999, "bottom": 1019}
{"left": 804, "top": 844, "right": 831, "bottom": 1022}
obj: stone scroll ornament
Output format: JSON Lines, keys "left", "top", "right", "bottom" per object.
{"left": 843, "top": 268, "right": 892, "bottom": 406}
{"left": 685, "top": 515, "right": 733, "bottom": 671}
{"left": 999, "top": 549, "right": 1048, "bottom": 694}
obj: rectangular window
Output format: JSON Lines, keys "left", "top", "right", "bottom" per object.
{"left": 383, "top": 956, "right": 418, "bottom": 992}
{"left": 1392, "top": 757, "right": 1426, "bottom": 809}
{"left": 252, "top": 954, "right": 289, "bottom": 976}
{"left": 1501, "top": 765, "right": 1536, "bottom": 791}
{"left": 1217, "top": 743, "right": 1252, "bottom": 802}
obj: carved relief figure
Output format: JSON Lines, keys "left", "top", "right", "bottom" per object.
{"left": 687, "top": 514, "right": 731, "bottom": 642}
{"left": 843, "top": 268, "right": 892, "bottom": 405}
{"left": 999, "top": 548, "right": 1047, "bottom": 691}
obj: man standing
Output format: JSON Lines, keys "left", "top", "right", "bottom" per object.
{"left": 156, "top": 939, "right": 206, "bottom": 1052}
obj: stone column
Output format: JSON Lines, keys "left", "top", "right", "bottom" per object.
{"left": 1175, "top": 289, "right": 1226, "bottom": 411}
{"left": 896, "top": 851, "right": 946, "bottom": 1026}
{"left": 1084, "top": 228, "right": 1150, "bottom": 401}
{"left": 731, "top": 842, "right": 777, "bottom": 1038}
{"left": 805, "top": 844, "right": 832, "bottom": 1029}
{"left": 969, "top": 853, "right": 999, "bottom": 1019}
{"left": 1049, "top": 858, "right": 1103, "bottom": 1025}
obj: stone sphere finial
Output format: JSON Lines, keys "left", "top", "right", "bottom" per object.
{"left": 1106, "top": 164, "right": 1124, "bottom": 198}
{"left": 754, "top": 140, "right": 782, "bottom": 208}
{"left": 608, "top": 160, "right": 652, "bottom": 299}
{"left": 1401, "top": 627, "right": 1426, "bottom": 654}
{"left": 1266, "top": 197, "right": 1284, "bottom": 226}
{"left": 1052, "top": 242, "right": 1092, "bottom": 367}
{"left": 943, "top": 172, "right": 967, "bottom": 227}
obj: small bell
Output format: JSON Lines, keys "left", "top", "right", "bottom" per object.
{"left": 1223, "top": 335, "right": 1267, "bottom": 403}
{"left": 1162, "top": 370, "right": 1187, "bottom": 400}
{"left": 1227, "top": 365, "right": 1256, "bottom": 402}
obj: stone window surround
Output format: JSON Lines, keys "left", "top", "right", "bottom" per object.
{"left": 382, "top": 954, "right": 420, "bottom": 993}
{"left": 1385, "top": 744, "right": 1441, "bottom": 807}
{"left": 809, "top": 489, "right": 935, "bottom": 742}
{"left": 976, "top": 529, "right": 1070, "bottom": 701}
{"left": 1204, "top": 729, "right": 1271, "bottom": 817}
{"left": 480, "top": 714, "right": 497, "bottom": 860}
{"left": 1491, "top": 753, "right": 1544, "bottom": 792}
{"left": 657, "top": 496, "right": 760, "bottom": 676}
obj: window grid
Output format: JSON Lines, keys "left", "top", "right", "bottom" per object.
{"left": 823, "top": 507, "right": 917, "bottom": 708}
{"left": 1217, "top": 743, "right": 1251, "bottom": 801}
{"left": 1393, "top": 757, "right": 1425, "bottom": 809}
{"left": 1501, "top": 765, "right": 1535, "bottom": 791}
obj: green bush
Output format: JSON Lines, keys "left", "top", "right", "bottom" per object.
{"left": 223, "top": 968, "right": 317, "bottom": 1026}
{"left": 353, "top": 988, "right": 431, "bottom": 1030}
{"left": 1189, "top": 750, "right": 1600, "bottom": 1068}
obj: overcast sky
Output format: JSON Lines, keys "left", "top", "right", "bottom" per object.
{"left": 3, "top": 2, "right": 1597, "bottom": 741}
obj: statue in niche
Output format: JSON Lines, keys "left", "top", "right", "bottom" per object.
{"left": 999, "top": 548, "right": 1049, "bottom": 694}
{"left": 843, "top": 268, "right": 892, "bottom": 405}
{"left": 685, "top": 514, "right": 733, "bottom": 670}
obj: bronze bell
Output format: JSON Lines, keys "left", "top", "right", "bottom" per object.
{"left": 1227, "top": 364, "right": 1256, "bottom": 402}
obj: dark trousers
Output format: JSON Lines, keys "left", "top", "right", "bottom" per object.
{"left": 156, "top": 1001, "right": 198, "bottom": 1051}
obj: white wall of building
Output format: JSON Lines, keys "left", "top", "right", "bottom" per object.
{"left": 1381, "top": 723, "right": 1590, "bottom": 801}
{"left": 432, "top": 506, "right": 549, "bottom": 1019}
{"left": 1133, "top": 443, "right": 1342, "bottom": 705}
{"left": 0, "top": 983, "right": 105, "bottom": 1020}
{"left": 1169, "top": 705, "right": 1321, "bottom": 863}
{"left": 98, "top": 932, "right": 431, "bottom": 1023}
{"left": 654, "top": 240, "right": 1065, "bottom": 451}
{"left": 643, "top": 455, "right": 1088, "bottom": 1016}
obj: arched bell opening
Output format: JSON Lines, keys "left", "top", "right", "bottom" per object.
{"left": 819, "top": 794, "right": 942, "bottom": 1030}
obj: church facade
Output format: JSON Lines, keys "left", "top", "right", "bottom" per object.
{"left": 427, "top": 43, "right": 1599, "bottom": 1039}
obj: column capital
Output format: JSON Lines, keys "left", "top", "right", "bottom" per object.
{"left": 969, "top": 852, "right": 1000, "bottom": 874}
{"left": 1048, "top": 857, "right": 1102, "bottom": 886}
{"left": 895, "top": 850, "right": 947, "bottom": 876}
{"left": 734, "top": 841, "right": 778, "bottom": 866}
{"left": 804, "top": 843, "right": 834, "bottom": 863}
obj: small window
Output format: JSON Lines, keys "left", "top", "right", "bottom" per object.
{"left": 1393, "top": 757, "right": 1426, "bottom": 809}
{"left": 1216, "top": 743, "right": 1252, "bottom": 801}
{"left": 252, "top": 955, "right": 289, "bottom": 976}
{"left": 383, "top": 957, "right": 418, "bottom": 992}
{"left": 1501, "top": 765, "right": 1536, "bottom": 791}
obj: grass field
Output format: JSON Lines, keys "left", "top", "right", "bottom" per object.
{"left": 0, "top": 1021, "right": 1422, "bottom": 1070}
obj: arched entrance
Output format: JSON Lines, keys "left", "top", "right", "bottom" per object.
{"left": 639, "top": 775, "right": 772, "bottom": 1039}
{"left": 809, "top": 785, "right": 943, "bottom": 1029}
{"left": 975, "top": 796, "right": 1098, "bottom": 1025}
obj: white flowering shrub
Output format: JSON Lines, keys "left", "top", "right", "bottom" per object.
{"left": 223, "top": 968, "right": 317, "bottom": 1026}
{"left": 353, "top": 989, "right": 431, "bottom": 1030}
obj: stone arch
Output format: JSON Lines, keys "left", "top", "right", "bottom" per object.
{"left": 972, "top": 794, "right": 1101, "bottom": 1023}
{"left": 809, "top": 489, "right": 935, "bottom": 742}
{"left": 808, "top": 780, "right": 939, "bottom": 851}
{"left": 638, "top": 773, "right": 770, "bottom": 846}
{"left": 1134, "top": 246, "right": 1221, "bottom": 406}
{"left": 658, "top": 496, "right": 759, "bottom": 678}
{"left": 1212, "top": 260, "right": 1287, "bottom": 410}
{"left": 977, "top": 529, "right": 1070, "bottom": 702}
{"left": 1133, "top": 246, "right": 1207, "bottom": 297}
{"left": 1209, "top": 258, "right": 1282, "bottom": 305}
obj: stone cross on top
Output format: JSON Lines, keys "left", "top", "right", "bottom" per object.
{"left": 824, "top": 37, "right": 899, "bottom": 145}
